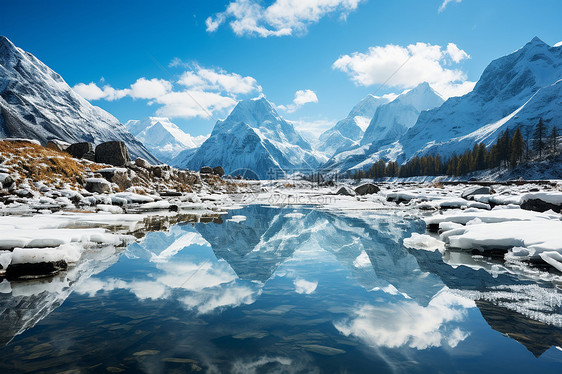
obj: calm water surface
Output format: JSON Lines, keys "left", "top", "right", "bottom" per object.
{"left": 1, "top": 205, "right": 561, "bottom": 373}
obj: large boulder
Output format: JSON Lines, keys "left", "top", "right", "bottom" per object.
{"left": 0, "top": 173, "right": 13, "bottom": 189}
{"left": 66, "top": 142, "right": 94, "bottom": 159}
{"left": 461, "top": 186, "right": 491, "bottom": 200}
{"left": 212, "top": 166, "right": 225, "bottom": 177}
{"left": 134, "top": 158, "right": 151, "bottom": 169}
{"left": 84, "top": 178, "right": 111, "bottom": 194}
{"left": 336, "top": 186, "right": 356, "bottom": 196}
{"left": 200, "top": 166, "right": 213, "bottom": 174}
{"left": 520, "top": 192, "right": 562, "bottom": 213}
{"left": 355, "top": 183, "right": 380, "bottom": 196}
{"left": 46, "top": 139, "right": 70, "bottom": 152}
{"left": 95, "top": 141, "right": 131, "bottom": 166}
{"left": 97, "top": 167, "right": 132, "bottom": 190}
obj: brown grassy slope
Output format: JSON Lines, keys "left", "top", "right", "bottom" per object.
{"left": 0, "top": 140, "right": 101, "bottom": 188}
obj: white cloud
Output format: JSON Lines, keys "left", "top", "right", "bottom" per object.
{"left": 177, "top": 65, "right": 262, "bottom": 95}
{"left": 73, "top": 82, "right": 128, "bottom": 101}
{"left": 73, "top": 63, "right": 261, "bottom": 120}
{"left": 294, "top": 278, "right": 318, "bottom": 294}
{"left": 206, "top": 0, "right": 364, "bottom": 37}
{"left": 333, "top": 42, "right": 475, "bottom": 99}
{"left": 278, "top": 89, "right": 319, "bottom": 113}
{"left": 438, "top": 0, "right": 462, "bottom": 13}
{"left": 129, "top": 78, "right": 172, "bottom": 100}
{"left": 446, "top": 43, "right": 470, "bottom": 63}
{"left": 154, "top": 91, "right": 237, "bottom": 119}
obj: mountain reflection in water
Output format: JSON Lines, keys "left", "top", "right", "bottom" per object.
{"left": 0, "top": 205, "right": 561, "bottom": 373}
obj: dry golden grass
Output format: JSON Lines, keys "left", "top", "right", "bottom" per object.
{"left": 0, "top": 140, "right": 97, "bottom": 187}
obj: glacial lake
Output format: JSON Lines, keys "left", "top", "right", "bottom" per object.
{"left": 1, "top": 205, "right": 562, "bottom": 373}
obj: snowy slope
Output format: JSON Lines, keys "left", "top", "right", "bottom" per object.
{"left": 318, "top": 94, "right": 391, "bottom": 156}
{"left": 185, "top": 98, "right": 326, "bottom": 178}
{"left": 0, "top": 36, "right": 158, "bottom": 163}
{"left": 322, "top": 83, "right": 444, "bottom": 173}
{"left": 400, "top": 37, "right": 562, "bottom": 159}
{"left": 361, "top": 83, "right": 444, "bottom": 147}
{"left": 126, "top": 117, "right": 207, "bottom": 163}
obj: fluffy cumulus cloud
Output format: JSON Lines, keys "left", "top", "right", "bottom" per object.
{"left": 278, "top": 89, "right": 319, "bottom": 113}
{"left": 177, "top": 65, "right": 262, "bottom": 95}
{"left": 333, "top": 42, "right": 475, "bottom": 98}
{"left": 73, "top": 64, "right": 261, "bottom": 120}
{"left": 206, "top": 0, "right": 364, "bottom": 37}
{"left": 438, "top": 0, "right": 462, "bottom": 13}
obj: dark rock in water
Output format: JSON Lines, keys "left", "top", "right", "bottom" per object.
{"left": 84, "top": 178, "right": 111, "bottom": 194}
{"left": 461, "top": 186, "right": 491, "bottom": 199}
{"left": 169, "top": 204, "right": 179, "bottom": 212}
{"left": 336, "top": 186, "right": 356, "bottom": 196}
{"left": 521, "top": 198, "right": 561, "bottom": 213}
{"left": 95, "top": 141, "right": 131, "bottom": 166}
{"left": 354, "top": 183, "right": 380, "bottom": 196}
{"left": 46, "top": 140, "right": 70, "bottom": 152}
{"left": 200, "top": 166, "right": 213, "bottom": 174}
{"left": 6, "top": 260, "right": 68, "bottom": 280}
{"left": 212, "top": 166, "right": 225, "bottom": 177}
{"left": 66, "top": 142, "right": 94, "bottom": 159}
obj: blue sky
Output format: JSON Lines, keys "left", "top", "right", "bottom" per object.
{"left": 1, "top": 0, "right": 561, "bottom": 137}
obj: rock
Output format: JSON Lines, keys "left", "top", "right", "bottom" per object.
{"left": 212, "top": 166, "right": 225, "bottom": 177}
{"left": 95, "top": 141, "right": 131, "bottom": 166}
{"left": 84, "top": 178, "right": 111, "bottom": 194}
{"left": 461, "top": 186, "right": 491, "bottom": 199}
{"left": 336, "top": 186, "right": 356, "bottom": 196}
{"left": 135, "top": 158, "right": 151, "bottom": 169}
{"left": 200, "top": 166, "right": 213, "bottom": 174}
{"left": 354, "top": 183, "right": 380, "bottom": 196}
{"left": 0, "top": 173, "right": 13, "bottom": 188}
{"left": 97, "top": 168, "right": 131, "bottom": 190}
{"left": 521, "top": 198, "right": 562, "bottom": 214}
{"left": 159, "top": 190, "right": 182, "bottom": 197}
{"left": 6, "top": 260, "right": 68, "bottom": 280}
{"left": 82, "top": 151, "right": 95, "bottom": 161}
{"left": 46, "top": 139, "right": 70, "bottom": 152}
{"left": 66, "top": 142, "right": 94, "bottom": 159}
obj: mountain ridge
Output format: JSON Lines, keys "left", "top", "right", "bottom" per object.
{"left": 0, "top": 36, "right": 159, "bottom": 163}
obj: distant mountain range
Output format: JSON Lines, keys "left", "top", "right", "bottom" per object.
{"left": 0, "top": 36, "right": 158, "bottom": 163}
{"left": 324, "top": 37, "right": 562, "bottom": 173}
{"left": 126, "top": 117, "right": 207, "bottom": 164}
{"left": 1, "top": 36, "right": 560, "bottom": 178}
{"left": 318, "top": 94, "right": 391, "bottom": 156}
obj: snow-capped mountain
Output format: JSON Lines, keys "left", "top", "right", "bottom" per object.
{"left": 126, "top": 117, "right": 207, "bottom": 163}
{"left": 322, "top": 83, "right": 444, "bottom": 173}
{"left": 395, "top": 37, "right": 562, "bottom": 160}
{"left": 185, "top": 98, "right": 326, "bottom": 179}
{"left": 361, "top": 83, "right": 444, "bottom": 147}
{"left": 324, "top": 37, "right": 562, "bottom": 173}
{"left": 318, "top": 94, "right": 391, "bottom": 156}
{"left": 0, "top": 36, "right": 158, "bottom": 163}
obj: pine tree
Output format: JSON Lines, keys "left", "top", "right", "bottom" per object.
{"left": 510, "top": 128, "right": 524, "bottom": 166}
{"left": 548, "top": 125, "right": 559, "bottom": 156}
{"left": 533, "top": 118, "right": 547, "bottom": 160}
